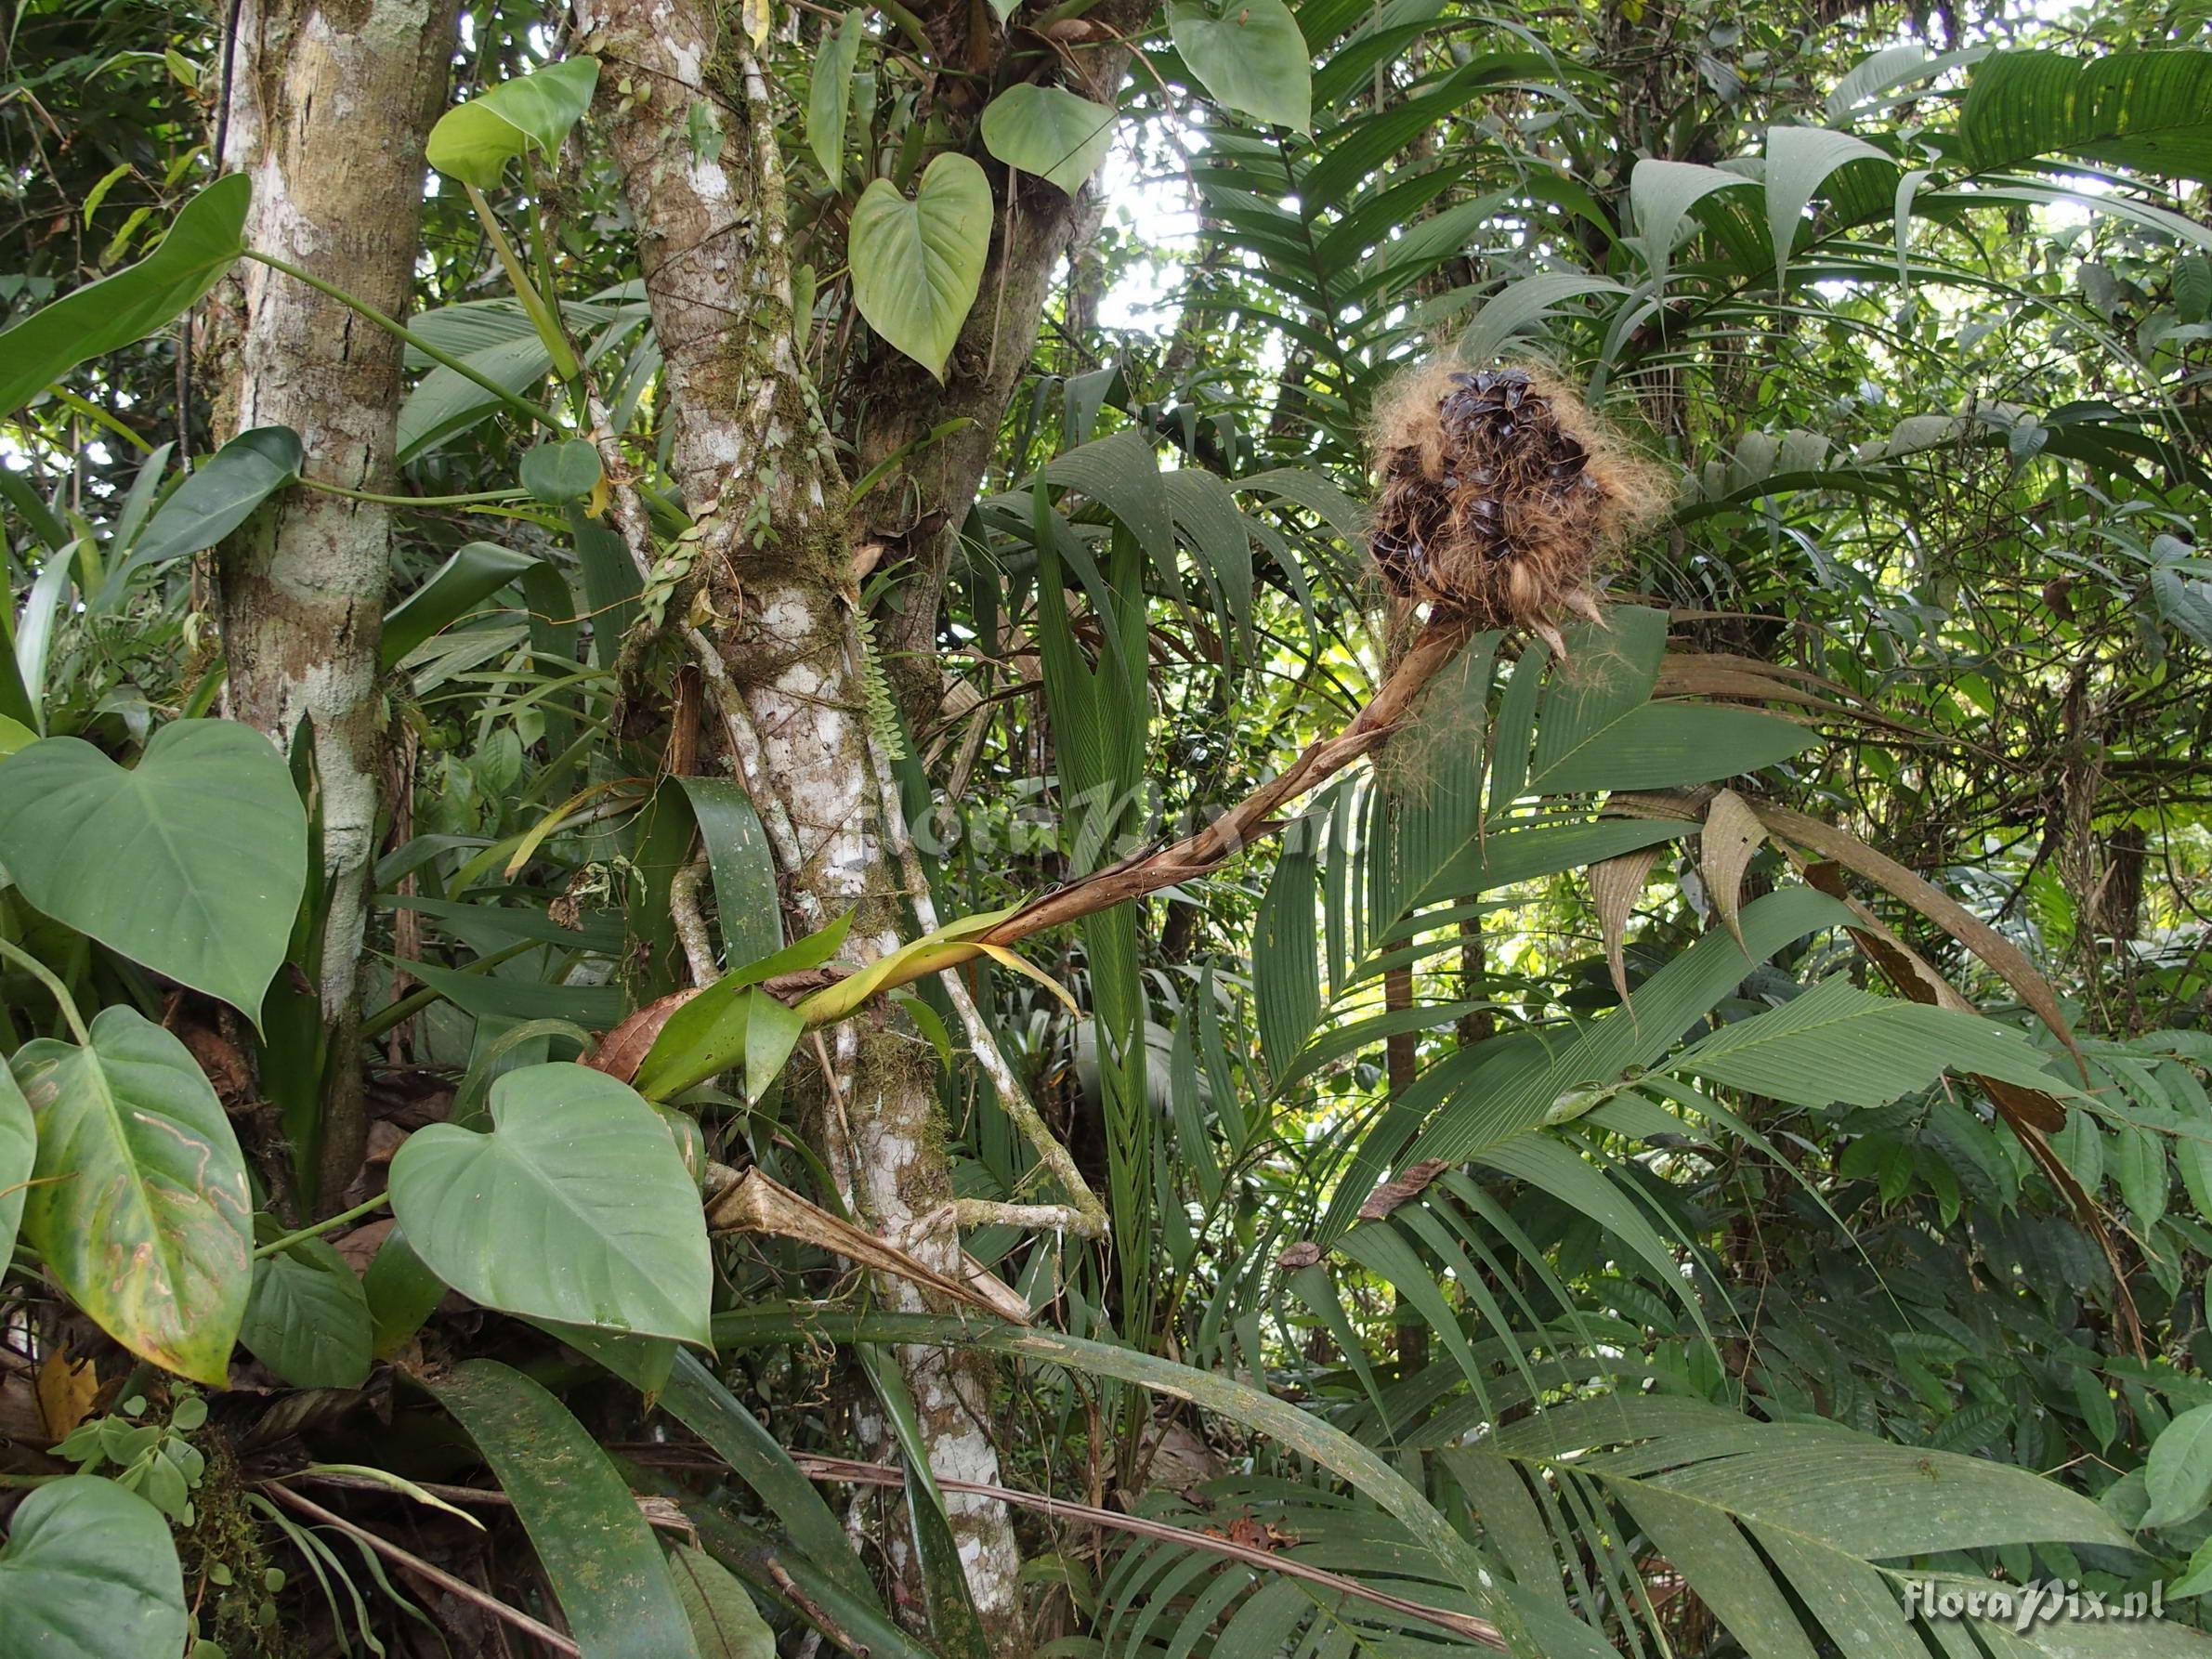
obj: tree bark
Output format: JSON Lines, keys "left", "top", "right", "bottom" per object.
{"left": 213, "top": 0, "right": 456, "bottom": 1209}
{"left": 573, "top": 4, "right": 1030, "bottom": 1646}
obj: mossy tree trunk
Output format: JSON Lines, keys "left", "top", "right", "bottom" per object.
{"left": 575, "top": 1, "right": 1047, "bottom": 1646}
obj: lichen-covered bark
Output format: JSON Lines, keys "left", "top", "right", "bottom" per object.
{"left": 214, "top": 0, "right": 455, "bottom": 1208}
{"left": 573, "top": 0, "right": 1029, "bottom": 1644}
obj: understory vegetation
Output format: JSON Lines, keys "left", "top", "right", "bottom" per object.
{"left": 4, "top": 0, "right": 2212, "bottom": 1653}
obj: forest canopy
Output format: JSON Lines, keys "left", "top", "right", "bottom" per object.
{"left": 2, "top": 0, "right": 2211, "bottom": 1654}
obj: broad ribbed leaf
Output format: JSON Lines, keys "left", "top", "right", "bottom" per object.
{"left": 0, "top": 1478, "right": 188, "bottom": 1659}
{"left": 0, "top": 721, "right": 308, "bottom": 1018}
{"left": 1631, "top": 159, "right": 1756, "bottom": 283}
{"left": 433, "top": 1360, "right": 704, "bottom": 1659}
{"left": 389, "top": 1063, "right": 712, "bottom": 1342}
{"left": 10, "top": 1008, "right": 253, "bottom": 1386}
{"left": 1763, "top": 126, "right": 1891, "bottom": 283}
{"left": 0, "top": 174, "right": 248, "bottom": 417}
{"left": 0, "top": 1064, "right": 30, "bottom": 1267}
{"left": 848, "top": 154, "right": 991, "bottom": 378}
{"left": 1674, "top": 976, "right": 2080, "bottom": 1108}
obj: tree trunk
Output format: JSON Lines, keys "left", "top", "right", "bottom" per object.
{"left": 573, "top": 4, "right": 1030, "bottom": 1646}
{"left": 213, "top": 0, "right": 456, "bottom": 1210}
{"left": 845, "top": 22, "right": 1141, "bottom": 729}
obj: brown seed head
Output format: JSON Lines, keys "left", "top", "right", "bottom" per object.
{"left": 1367, "top": 359, "right": 1671, "bottom": 634}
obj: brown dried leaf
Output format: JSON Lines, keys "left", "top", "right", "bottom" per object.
{"left": 1590, "top": 845, "right": 1664, "bottom": 1006}
{"left": 584, "top": 987, "right": 699, "bottom": 1083}
{"left": 1356, "top": 1157, "right": 1450, "bottom": 1221}
{"left": 35, "top": 1353, "right": 98, "bottom": 1441}
{"left": 1699, "top": 789, "right": 1765, "bottom": 947}
{"left": 1275, "top": 1241, "right": 1323, "bottom": 1270}
{"left": 707, "top": 1169, "right": 1024, "bottom": 1323}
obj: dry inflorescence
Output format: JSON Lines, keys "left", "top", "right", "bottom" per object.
{"left": 1368, "top": 359, "right": 1671, "bottom": 644}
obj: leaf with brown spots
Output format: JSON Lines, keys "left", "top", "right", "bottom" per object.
{"left": 9, "top": 1007, "right": 251, "bottom": 1387}
{"left": 1356, "top": 1158, "right": 1451, "bottom": 1221}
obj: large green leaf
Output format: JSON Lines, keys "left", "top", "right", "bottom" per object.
{"left": 1960, "top": 49, "right": 2212, "bottom": 181}
{"left": 669, "top": 1545, "right": 777, "bottom": 1658}
{"left": 9, "top": 1007, "right": 253, "bottom": 1386}
{"left": 0, "top": 173, "right": 249, "bottom": 417}
{"left": 427, "top": 56, "right": 601, "bottom": 189}
{"left": 806, "top": 8, "right": 865, "bottom": 181}
{"left": 118, "top": 425, "right": 302, "bottom": 583}
{"left": 1761, "top": 125, "right": 1890, "bottom": 284}
{"left": 432, "top": 1360, "right": 704, "bottom": 1659}
{"left": 1673, "top": 976, "right": 2082, "bottom": 1108}
{"left": 1169, "top": 0, "right": 1313, "bottom": 133}
{"left": 0, "top": 1477, "right": 189, "bottom": 1659}
{"left": 980, "top": 84, "right": 1118, "bottom": 194}
{"left": 387, "top": 1062, "right": 713, "bottom": 1342}
{"left": 381, "top": 540, "right": 540, "bottom": 666}
{"left": 240, "top": 1234, "right": 375, "bottom": 1389}
{"left": 0, "top": 1063, "right": 30, "bottom": 1267}
{"left": 848, "top": 153, "right": 992, "bottom": 379}
{"left": 2146, "top": 1404, "right": 2212, "bottom": 1529}
{"left": 0, "top": 721, "right": 308, "bottom": 1018}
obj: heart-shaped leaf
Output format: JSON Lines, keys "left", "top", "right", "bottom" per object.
{"left": 428, "top": 57, "right": 601, "bottom": 189}
{"left": 389, "top": 1063, "right": 713, "bottom": 1343}
{"left": 980, "top": 84, "right": 1118, "bottom": 194}
{"left": 1169, "top": 0, "right": 1312, "bottom": 133}
{"left": 0, "top": 1063, "right": 32, "bottom": 1266}
{"left": 519, "top": 438, "right": 603, "bottom": 503}
{"left": 0, "top": 173, "right": 249, "bottom": 418}
{"left": 0, "top": 721, "right": 308, "bottom": 1018}
{"left": 240, "top": 1235, "right": 374, "bottom": 1389}
{"left": 0, "top": 1477, "right": 188, "bottom": 1659}
{"left": 9, "top": 1007, "right": 253, "bottom": 1387}
{"left": 116, "top": 425, "right": 302, "bottom": 588}
{"left": 849, "top": 153, "right": 992, "bottom": 379}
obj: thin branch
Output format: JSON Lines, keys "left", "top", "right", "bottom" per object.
{"left": 789, "top": 1454, "right": 1509, "bottom": 1651}
{"left": 846, "top": 611, "right": 1109, "bottom": 1239}
{"left": 261, "top": 1483, "right": 582, "bottom": 1657}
